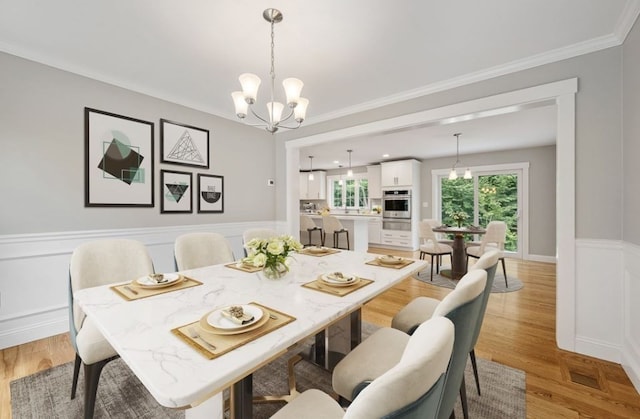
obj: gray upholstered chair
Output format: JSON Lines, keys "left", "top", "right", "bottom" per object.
{"left": 174, "top": 232, "right": 234, "bottom": 271}
{"left": 466, "top": 220, "right": 508, "bottom": 287}
{"left": 242, "top": 228, "right": 278, "bottom": 256}
{"left": 322, "top": 215, "right": 349, "bottom": 250}
{"left": 418, "top": 220, "right": 453, "bottom": 280}
{"left": 68, "top": 239, "right": 155, "bottom": 419}
{"left": 300, "top": 214, "right": 324, "bottom": 247}
{"left": 271, "top": 317, "right": 455, "bottom": 419}
{"left": 392, "top": 250, "right": 499, "bottom": 399}
{"left": 332, "top": 270, "right": 486, "bottom": 419}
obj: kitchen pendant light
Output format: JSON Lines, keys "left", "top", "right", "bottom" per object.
{"left": 338, "top": 165, "right": 344, "bottom": 185}
{"left": 308, "top": 156, "right": 314, "bottom": 180}
{"left": 449, "top": 133, "right": 471, "bottom": 180}
{"left": 347, "top": 149, "right": 353, "bottom": 177}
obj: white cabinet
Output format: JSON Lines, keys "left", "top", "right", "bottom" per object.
{"left": 368, "top": 218, "right": 382, "bottom": 244}
{"left": 380, "top": 229, "right": 413, "bottom": 248}
{"left": 299, "top": 171, "right": 326, "bottom": 199}
{"left": 367, "top": 165, "right": 382, "bottom": 199}
{"left": 381, "top": 160, "right": 420, "bottom": 187}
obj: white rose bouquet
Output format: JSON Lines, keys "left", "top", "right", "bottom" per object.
{"left": 243, "top": 235, "right": 303, "bottom": 279}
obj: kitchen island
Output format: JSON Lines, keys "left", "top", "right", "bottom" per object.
{"left": 302, "top": 213, "right": 380, "bottom": 252}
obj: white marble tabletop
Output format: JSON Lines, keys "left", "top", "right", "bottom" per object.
{"left": 74, "top": 250, "right": 426, "bottom": 414}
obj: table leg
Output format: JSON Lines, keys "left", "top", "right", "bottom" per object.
{"left": 350, "top": 309, "right": 362, "bottom": 350}
{"left": 451, "top": 234, "right": 467, "bottom": 280}
{"left": 232, "top": 375, "right": 253, "bottom": 419}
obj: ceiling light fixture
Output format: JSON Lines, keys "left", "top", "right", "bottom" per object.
{"left": 338, "top": 165, "right": 343, "bottom": 185}
{"left": 308, "top": 156, "right": 314, "bottom": 180}
{"left": 449, "top": 133, "right": 472, "bottom": 180}
{"left": 347, "top": 149, "right": 353, "bottom": 177}
{"left": 231, "top": 8, "right": 309, "bottom": 134}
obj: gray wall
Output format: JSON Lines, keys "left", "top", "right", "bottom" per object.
{"left": 420, "top": 145, "right": 556, "bottom": 257}
{"left": 280, "top": 47, "right": 623, "bottom": 241}
{"left": 624, "top": 19, "right": 640, "bottom": 245}
{"left": 0, "top": 52, "right": 275, "bottom": 235}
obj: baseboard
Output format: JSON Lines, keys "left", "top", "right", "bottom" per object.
{"left": 0, "top": 221, "right": 286, "bottom": 349}
{"left": 622, "top": 336, "right": 640, "bottom": 394}
{"left": 574, "top": 335, "right": 622, "bottom": 364}
{"left": 622, "top": 242, "right": 640, "bottom": 393}
{"left": 527, "top": 253, "right": 556, "bottom": 263}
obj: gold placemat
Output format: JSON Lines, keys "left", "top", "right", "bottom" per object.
{"left": 297, "top": 248, "right": 341, "bottom": 257}
{"left": 366, "top": 258, "right": 415, "bottom": 269}
{"left": 172, "top": 302, "right": 296, "bottom": 360}
{"left": 224, "top": 262, "right": 263, "bottom": 273}
{"left": 111, "top": 276, "right": 202, "bottom": 301}
{"left": 302, "top": 277, "right": 374, "bottom": 297}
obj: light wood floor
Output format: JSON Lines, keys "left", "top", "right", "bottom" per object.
{"left": 1, "top": 249, "right": 640, "bottom": 418}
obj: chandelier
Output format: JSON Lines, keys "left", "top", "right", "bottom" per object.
{"left": 231, "top": 8, "right": 309, "bottom": 134}
{"left": 449, "top": 133, "right": 472, "bottom": 180}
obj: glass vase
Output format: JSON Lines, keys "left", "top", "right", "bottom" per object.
{"left": 263, "top": 262, "right": 288, "bottom": 280}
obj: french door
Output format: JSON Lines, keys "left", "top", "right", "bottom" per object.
{"left": 434, "top": 163, "right": 527, "bottom": 258}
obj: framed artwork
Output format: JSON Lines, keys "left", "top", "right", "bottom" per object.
{"left": 160, "top": 119, "right": 210, "bottom": 168}
{"left": 85, "top": 108, "right": 154, "bottom": 207}
{"left": 160, "top": 170, "right": 193, "bottom": 213}
{"left": 198, "top": 174, "right": 224, "bottom": 213}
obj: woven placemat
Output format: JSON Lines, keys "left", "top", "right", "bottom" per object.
{"left": 172, "top": 303, "right": 296, "bottom": 360}
{"left": 365, "top": 258, "right": 415, "bottom": 269}
{"left": 111, "top": 276, "right": 202, "bottom": 301}
{"left": 224, "top": 262, "right": 263, "bottom": 273}
{"left": 302, "top": 277, "right": 373, "bottom": 297}
{"left": 297, "top": 248, "right": 341, "bottom": 257}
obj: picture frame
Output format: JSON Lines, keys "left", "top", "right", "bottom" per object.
{"left": 85, "top": 107, "right": 154, "bottom": 207}
{"left": 160, "top": 170, "right": 193, "bottom": 213}
{"left": 197, "top": 174, "right": 224, "bottom": 213}
{"left": 160, "top": 119, "right": 210, "bottom": 168}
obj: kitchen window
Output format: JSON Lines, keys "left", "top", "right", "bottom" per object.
{"left": 327, "top": 173, "right": 369, "bottom": 210}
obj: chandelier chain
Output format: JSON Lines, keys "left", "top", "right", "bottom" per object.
{"left": 270, "top": 17, "right": 276, "bottom": 122}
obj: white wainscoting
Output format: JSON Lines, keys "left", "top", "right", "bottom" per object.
{"left": 622, "top": 242, "right": 640, "bottom": 392}
{"left": 574, "top": 239, "right": 624, "bottom": 363}
{"left": 0, "top": 221, "right": 286, "bottom": 350}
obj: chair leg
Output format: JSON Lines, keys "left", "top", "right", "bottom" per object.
{"left": 430, "top": 255, "right": 435, "bottom": 281}
{"left": 345, "top": 231, "right": 350, "bottom": 250}
{"left": 71, "top": 353, "right": 81, "bottom": 399}
{"left": 459, "top": 375, "right": 469, "bottom": 419}
{"left": 470, "top": 349, "right": 481, "bottom": 396}
{"left": 83, "top": 357, "right": 113, "bottom": 419}
{"left": 501, "top": 258, "right": 508, "bottom": 287}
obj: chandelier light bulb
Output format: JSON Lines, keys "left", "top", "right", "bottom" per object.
{"left": 464, "top": 168, "right": 472, "bottom": 179}
{"left": 449, "top": 169, "right": 458, "bottom": 180}
{"left": 308, "top": 156, "right": 314, "bottom": 180}
{"left": 238, "top": 73, "right": 261, "bottom": 104}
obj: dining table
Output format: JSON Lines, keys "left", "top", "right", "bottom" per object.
{"left": 431, "top": 225, "right": 486, "bottom": 280}
{"left": 74, "top": 249, "right": 427, "bottom": 419}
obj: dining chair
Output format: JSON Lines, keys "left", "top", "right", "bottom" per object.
{"left": 68, "top": 239, "right": 155, "bottom": 419}
{"left": 300, "top": 214, "right": 324, "bottom": 247}
{"left": 270, "top": 316, "right": 455, "bottom": 419}
{"left": 466, "top": 220, "right": 509, "bottom": 287}
{"left": 333, "top": 270, "right": 487, "bottom": 419}
{"left": 424, "top": 218, "right": 453, "bottom": 247}
{"left": 174, "top": 232, "right": 235, "bottom": 271}
{"left": 418, "top": 220, "right": 453, "bottom": 281}
{"left": 322, "top": 215, "right": 349, "bottom": 250}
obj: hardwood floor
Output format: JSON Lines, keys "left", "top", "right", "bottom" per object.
{"left": 1, "top": 249, "right": 639, "bottom": 418}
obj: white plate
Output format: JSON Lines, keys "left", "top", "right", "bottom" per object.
{"left": 320, "top": 272, "right": 357, "bottom": 285}
{"left": 206, "top": 305, "right": 263, "bottom": 330}
{"left": 307, "top": 246, "right": 330, "bottom": 254}
{"left": 377, "top": 256, "right": 403, "bottom": 265}
{"left": 134, "top": 273, "right": 181, "bottom": 288}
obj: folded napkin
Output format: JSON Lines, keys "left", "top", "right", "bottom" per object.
{"left": 221, "top": 306, "right": 255, "bottom": 325}
{"left": 327, "top": 272, "right": 352, "bottom": 283}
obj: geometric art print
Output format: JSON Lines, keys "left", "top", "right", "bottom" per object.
{"left": 85, "top": 108, "right": 154, "bottom": 207}
{"left": 197, "top": 174, "right": 223, "bottom": 213}
{"left": 160, "top": 169, "right": 192, "bottom": 213}
{"left": 161, "top": 119, "right": 209, "bottom": 168}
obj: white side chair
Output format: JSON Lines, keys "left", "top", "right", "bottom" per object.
{"left": 466, "top": 220, "right": 509, "bottom": 287}
{"left": 322, "top": 215, "right": 349, "bottom": 250}
{"left": 242, "top": 228, "right": 278, "bottom": 256}
{"left": 300, "top": 214, "right": 324, "bottom": 247}
{"left": 271, "top": 317, "right": 455, "bottom": 419}
{"left": 69, "top": 239, "right": 154, "bottom": 419}
{"left": 174, "top": 232, "right": 235, "bottom": 271}
{"left": 423, "top": 218, "right": 453, "bottom": 247}
{"left": 418, "top": 220, "right": 453, "bottom": 281}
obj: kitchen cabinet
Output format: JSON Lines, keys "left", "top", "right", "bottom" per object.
{"left": 380, "top": 159, "right": 420, "bottom": 187}
{"left": 299, "top": 171, "right": 326, "bottom": 199}
{"left": 368, "top": 217, "right": 382, "bottom": 244}
{"left": 367, "top": 165, "right": 382, "bottom": 199}
{"left": 380, "top": 229, "right": 413, "bottom": 248}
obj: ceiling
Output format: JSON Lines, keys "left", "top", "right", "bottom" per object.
{"left": 1, "top": 1, "right": 638, "bottom": 169}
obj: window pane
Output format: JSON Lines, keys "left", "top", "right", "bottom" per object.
{"left": 358, "top": 179, "right": 369, "bottom": 207}
{"left": 441, "top": 178, "right": 473, "bottom": 226}
{"left": 345, "top": 180, "right": 355, "bottom": 207}
{"left": 478, "top": 174, "right": 518, "bottom": 251}
{"left": 332, "top": 180, "right": 342, "bottom": 207}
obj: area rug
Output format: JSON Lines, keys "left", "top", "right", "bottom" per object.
{"left": 414, "top": 265, "right": 524, "bottom": 293}
{"left": 12, "top": 327, "right": 525, "bottom": 418}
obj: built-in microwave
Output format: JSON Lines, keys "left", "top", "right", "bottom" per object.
{"left": 382, "top": 189, "right": 411, "bottom": 219}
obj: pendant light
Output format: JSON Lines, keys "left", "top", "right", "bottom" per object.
{"left": 338, "top": 164, "right": 343, "bottom": 185}
{"left": 308, "top": 156, "right": 314, "bottom": 180}
{"left": 347, "top": 149, "right": 353, "bottom": 177}
{"left": 449, "top": 133, "right": 472, "bottom": 180}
